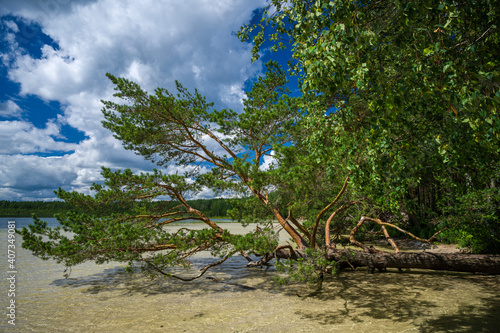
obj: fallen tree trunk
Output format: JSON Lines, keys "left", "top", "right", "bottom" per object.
{"left": 326, "top": 249, "right": 500, "bottom": 274}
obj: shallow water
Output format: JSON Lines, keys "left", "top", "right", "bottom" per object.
{"left": 1, "top": 218, "right": 499, "bottom": 332}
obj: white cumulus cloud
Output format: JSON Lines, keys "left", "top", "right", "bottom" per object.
{"left": 0, "top": 100, "right": 23, "bottom": 118}
{"left": 0, "top": 120, "right": 79, "bottom": 154}
{"left": 0, "top": 0, "right": 267, "bottom": 201}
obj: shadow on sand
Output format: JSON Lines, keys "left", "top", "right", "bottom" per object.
{"left": 50, "top": 256, "right": 500, "bottom": 331}
{"left": 292, "top": 269, "right": 500, "bottom": 332}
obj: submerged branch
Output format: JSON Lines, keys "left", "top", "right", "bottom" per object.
{"left": 145, "top": 252, "right": 235, "bottom": 281}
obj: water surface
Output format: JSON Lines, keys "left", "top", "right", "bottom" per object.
{"left": 1, "top": 218, "right": 499, "bottom": 332}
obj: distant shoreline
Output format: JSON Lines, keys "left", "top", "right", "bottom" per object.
{"left": 0, "top": 198, "right": 234, "bottom": 218}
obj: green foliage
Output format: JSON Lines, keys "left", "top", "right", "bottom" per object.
{"left": 20, "top": 62, "right": 305, "bottom": 280}
{"left": 226, "top": 196, "right": 274, "bottom": 226}
{"left": 275, "top": 248, "right": 337, "bottom": 285}
{"left": 19, "top": 168, "right": 278, "bottom": 276}
{"left": 101, "top": 75, "right": 215, "bottom": 167}
{"left": 241, "top": 0, "right": 500, "bottom": 252}
{"left": 224, "top": 226, "right": 279, "bottom": 254}
{"left": 438, "top": 188, "right": 500, "bottom": 254}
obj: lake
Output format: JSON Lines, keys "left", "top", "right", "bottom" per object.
{"left": 1, "top": 218, "right": 499, "bottom": 332}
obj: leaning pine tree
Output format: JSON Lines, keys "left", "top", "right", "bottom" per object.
{"left": 20, "top": 60, "right": 500, "bottom": 285}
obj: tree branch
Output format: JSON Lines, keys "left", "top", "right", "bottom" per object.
{"left": 145, "top": 252, "right": 234, "bottom": 281}
{"left": 311, "top": 171, "right": 352, "bottom": 247}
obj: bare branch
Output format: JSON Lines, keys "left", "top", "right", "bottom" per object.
{"left": 381, "top": 225, "right": 399, "bottom": 253}
{"left": 350, "top": 216, "right": 442, "bottom": 254}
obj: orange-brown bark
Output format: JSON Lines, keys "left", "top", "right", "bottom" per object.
{"left": 311, "top": 171, "right": 351, "bottom": 248}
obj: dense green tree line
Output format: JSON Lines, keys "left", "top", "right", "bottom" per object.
{"left": 0, "top": 201, "right": 73, "bottom": 218}
{"left": 0, "top": 198, "right": 233, "bottom": 218}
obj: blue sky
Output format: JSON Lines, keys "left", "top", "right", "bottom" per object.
{"left": 0, "top": 0, "right": 294, "bottom": 201}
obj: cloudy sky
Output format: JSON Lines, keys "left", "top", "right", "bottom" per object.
{"left": 0, "top": 0, "right": 283, "bottom": 201}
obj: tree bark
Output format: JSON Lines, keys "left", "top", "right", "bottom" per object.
{"left": 326, "top": 249, "right": 500, "bottom": 274}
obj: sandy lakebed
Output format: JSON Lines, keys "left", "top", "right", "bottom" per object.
{"left": 1, "top": 218, "right": 499, "bottom": 332}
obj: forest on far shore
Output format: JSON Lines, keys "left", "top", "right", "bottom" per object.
{"left": 0, "top": 198, "right": 234, "bottom": 218}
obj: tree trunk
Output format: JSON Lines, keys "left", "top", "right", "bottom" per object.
{"left": 326, "top": 249, "right": 500, "bottom": 274}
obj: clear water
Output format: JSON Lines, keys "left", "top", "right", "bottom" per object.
{"left": 1, "top": 218, "right": 499, "bottom": 332}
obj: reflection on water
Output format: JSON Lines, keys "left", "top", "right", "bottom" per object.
{"left": 1, "top": 218, "right": 500, "bottom": 332}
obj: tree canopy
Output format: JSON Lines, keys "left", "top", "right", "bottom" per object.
{"left": 240, "top": 0, "right": 500, "bottom": 252}
{"left": 21, "top": 1, "right": 500, "bottom": 283}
